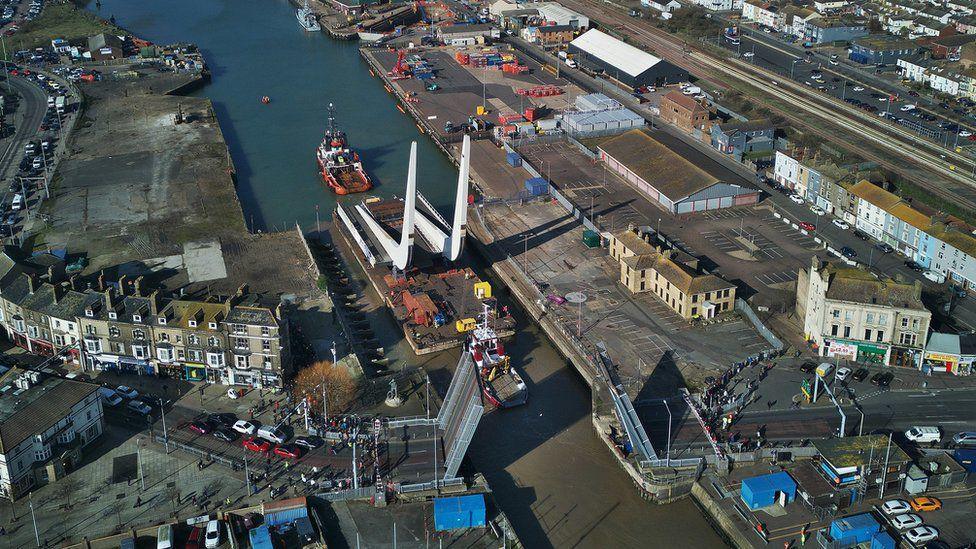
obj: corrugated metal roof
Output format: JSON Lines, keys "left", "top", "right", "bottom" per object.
{"left": 563, "top": 108, "right": 644, "bottom": 126}
{"left": 570, "top": 29, "right": 661, "bottom": 77}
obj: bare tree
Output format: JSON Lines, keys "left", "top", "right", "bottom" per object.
{"left": 164, "top": 485, "right": 181, "bottom": 515}
{"left": 104, "top": 499, "right": 126, "bottom": 530}
{"left": 292, "top": 360, "right": 359, "bottom": 415}
{"left": 55, "top": 477, "right": 85, "bottom": 510}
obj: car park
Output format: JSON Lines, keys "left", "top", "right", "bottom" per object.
{"left": 952, "top": 431, "right": 976, "bottom": 446}
{"left": 832, "top": 219, "right": 849, "bottom": 230}
{"left": 232, "top": 420, "right": 257, "bottom": 435}
{"left": 889, "top": 513, "right": 922, "bottom": 530}
{"left": 851, "top": 368, "right": 869, "bottom": 382}
{"left": 904, "top": 525, "right": 939, "bottom": 544}
{"left": 242, "top": 437, "right": 271, "bottom": 453}
{"left": 910, "top": 497, "right": 942, "bottom": 512}
{"left": 881, "top": 499, "right": 912, "bottom": 516}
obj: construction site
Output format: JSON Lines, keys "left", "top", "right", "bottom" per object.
{"left": 332, "top": 137, "right": 514, "bottom": 355}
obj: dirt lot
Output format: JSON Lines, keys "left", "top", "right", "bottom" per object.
{"left": 39, "top": 70, "right": 315, "bottom": 296}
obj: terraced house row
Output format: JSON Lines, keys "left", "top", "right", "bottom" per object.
{"left": 774, "top": 150, "right": 976, "bottom": 289}
{"left": 0, "top": 253, "right": 292, "bottom": 388}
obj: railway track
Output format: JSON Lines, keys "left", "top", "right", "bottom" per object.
{"left": 559, "top": 0, "right": 976, "bottom": 211}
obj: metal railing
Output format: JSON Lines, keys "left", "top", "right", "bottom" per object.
{"left": 398, "top": 477, "right": 464, "bottom": 493}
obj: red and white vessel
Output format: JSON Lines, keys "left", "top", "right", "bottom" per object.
{"left": 317, "top": 103, "right": 372, "bottom": 195}
{"left": 468, "top": 304, "right": 527, "bottom": 408}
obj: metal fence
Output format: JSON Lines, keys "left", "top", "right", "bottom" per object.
{"left": 317, "top": 486, "right": 374, "bottom": 502}
{"left": 734, "top": 298, "right": 784, "bottom": 350}
{"left": 154, "top": 434, "right": 242, "bottom": 469}
{"left": 399, "top": 477, "right": 465, "bottom": 493}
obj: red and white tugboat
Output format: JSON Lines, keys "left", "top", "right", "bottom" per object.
{"left": 468, "top": 304, "right": 527, "bottom": 408}
{"left": 316, "top": 103, "right": 372, "bottom": 195}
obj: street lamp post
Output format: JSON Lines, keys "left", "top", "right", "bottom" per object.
{"left": 157, "top": 396, "right": 169, "bottom": 454}
{"left": 662, "top": 399, "right": 673, "bottom": 466}
{"left": 790, "top": 58, "right": 801, "bottom": 80}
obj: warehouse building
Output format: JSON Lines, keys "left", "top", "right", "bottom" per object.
{"left": 568, "top": 29, "right": 688, "bottom": 89}
{"left": 597, "top": 130, "right": 759, "bottom": 214}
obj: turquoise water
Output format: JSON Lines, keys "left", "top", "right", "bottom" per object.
{"left": 88, "top": 0, "right": 458, "bottom": 232}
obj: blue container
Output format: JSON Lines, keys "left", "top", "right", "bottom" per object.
{"left": 434, "top": 495, "right": 486, "bottom": 531}
{"left": 506, "top": 152, "right": 522, "bottom": 167}
{"left": 829, "top": 514, "right": 880, "bottom": 544}
{"left": 265, "top": 506, "right": 309, "bottom": 526}
{"left": 525, "top": 177, "right": 549, "bottom": 196}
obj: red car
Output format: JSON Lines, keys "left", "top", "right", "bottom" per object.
{"left": 243, "top": 437, "right": 272, "bottom": 453}
{"left": 274, "top": 444, "right": 304, "bottom": 460}
{"left": 799, "top": 221, "right": 816, "bottom": 231}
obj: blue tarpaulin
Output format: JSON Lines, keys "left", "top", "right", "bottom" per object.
{"left": 433, "top": 494, "right": 486, "bottom": 531}
{"left": 249, "top": 525, "right": 274, "bottom": 549}
{"left": 871, "top": 531, "right": 896, "bottom": 549}
{"left": 740, "top": 471, "right": 797, "bottom": 510}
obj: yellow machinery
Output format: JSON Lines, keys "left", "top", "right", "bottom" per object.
{"left": 474, "top": 281, "right": 492, "bottom": 299}
{"left": 455, "top": 318, "right": 477, "bottom": 332}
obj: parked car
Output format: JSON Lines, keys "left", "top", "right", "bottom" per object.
{"left": 904, "top": 525, "right": 939, "bottom": 544}
{"left": 841, "top": 246, "right": 857, "bottom": 259}
{"left": 923, "top": 270, "right": 945, "bottom": 283}
{"left": 952, "top": 431, "right": 976, "bottom": 446}
{"left": 204, "top": 520, "right": 221, "bottom": 549}
{"left": 790, "top": 194, "right": 804, "bottom": 204}
{"left": 207, "top": 413, "right": 237, "bottom": 428}
{"left": 889, "top": 513, "right": 922, "bottom": 530}
{"left": 213, "top": 428, "right": 236, "bottom": 442}
{"left": 832, "top": 219, "right": 849, "bottom": 230}
{"left": 294, "top": 435, "right": 323, "bottom": 449}
{"left": 880, "top": 499, "right": 912, "bottom": 515}
{"left": 257, "top": 426, "right": 287, "bottom": 444}
{"left": 875, "top": 243, "right": 894, "bottom": 254}
{"left": 799, "top": 221, "right": 816, "bottom": 231}
{"left": 242, "top": 437, "right": 272, "bottom": 453}
{"left": 126, "top": 400, "right": 152, "bottom": 416}
{"left": 853, "top": 229, "right": 871, "bottom": 241}
{"left": 116, "top": 385, "right": 138, "bottom": 399}
{"left": 910, "top": 497, "right": 942, "bottom": 512}
{"left": 871, "top": 372, "right": 894, "bottom": 387}
{"left": 809, "top": 205, "right": 825, "bottom": 216}
{"left": 232, "top": 420, "right": 258, "bottom": 435}
{"left": 835, "top": 367, "right": 852, "bottom": 382}
{"left": 799, "top": 361, "right": 816, "bottom": 373}
{"left": 852, "top": 368, "right": 869, "bottom": 382}
{"left": 274, "top": 444, "right": 304, "bottom": 459}
{"left": 905, "top": 261, "right": 924, "bottom": 272}
{"left": 905, "top": 426, "right": 941, "bottom": 444}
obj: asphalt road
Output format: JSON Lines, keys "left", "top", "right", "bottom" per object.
{"left": 0, "top": 72, "right": 48, "bottom": 239}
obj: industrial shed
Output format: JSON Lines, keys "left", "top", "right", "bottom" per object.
{"left": 562, "top": 108, "right": 645, "bottom": 136}
{"left": 597, "top": 130, "right": 759, "bottom": 214}
{"left": 568, "top": 29, "right": 688, "bottom": 88}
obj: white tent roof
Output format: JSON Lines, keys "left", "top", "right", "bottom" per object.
{"left": 570, "top": 29, "right": 662, "bottom": 78}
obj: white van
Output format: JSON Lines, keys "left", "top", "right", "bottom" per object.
{"left": 905, "top": 426, "right": 941, "bottom": 444}
{"left": 816, "top": 363, "right": 834, "bottom": 378}
{"left": 98, "top": 387, "right": 123, "bottom": 407}
{"left": 257, "top": 426, "right": 286, "bottom": 444}
{"left": 11, "top": 194, "right": 23, "bottom": 211}
{"left": 156, "top": 524, "right": 173, "bottom": 549}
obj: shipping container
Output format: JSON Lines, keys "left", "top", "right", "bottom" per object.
{"left": 525, "top": 177, "right": 549, "bottom": 196}
{"left": 506, "top": 152, "right": 522, "bottom": 167}
{"left": 954, "top": 448, "right": 976, "bottom": 472}
{"left": 829, "top": 514, "right": 881, "bottom": 545}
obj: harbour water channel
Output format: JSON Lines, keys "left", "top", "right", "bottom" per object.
{"left": 85, "top": 0, "right": 726, "bottom": 545}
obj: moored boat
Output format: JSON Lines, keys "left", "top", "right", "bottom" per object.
{"left": 297, "top": 0, "right": 321, "bottom": 32}
{"left": 468, "top": 304, "right": 527, "bottom": 409}
{"left": 316, "top": 103, "right": 372, "bottom": 195}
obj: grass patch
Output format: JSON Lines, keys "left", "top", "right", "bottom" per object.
{"left": 8, "top": 2, "right": 125, "bottom": 55}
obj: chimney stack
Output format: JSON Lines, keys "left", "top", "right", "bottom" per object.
{"left": 118, "top": 275, "right": 128, "bottom": 296}
{"left": 149, "top": 290, "right": 160, "bottom": 316}
{"left": 98, "top": 271, "right": 106, "bottom": 291}
{"left": 26, "top": 275, "right": 36, "bottom": 295}
{"left": 104, "top": 286, "right": 115, "bottom": 310}
{"left": 53, "top": 283, "right": 64, "bottom": 304}
{"left": 134, "top": 276, "right": 144, "bottom": 297}
{"left": 69, "top": 275, "right": 78, "bottom": 291}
